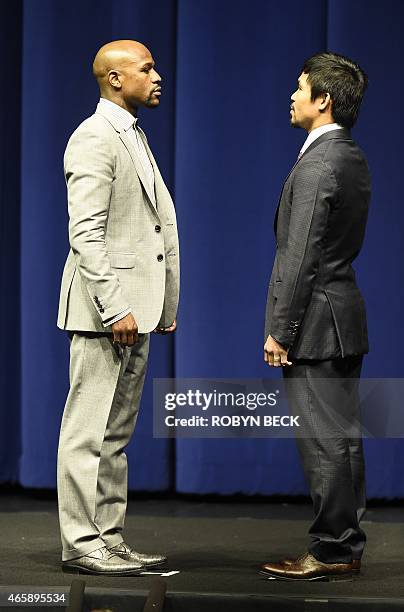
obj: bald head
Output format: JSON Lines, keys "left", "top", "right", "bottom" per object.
{"left": 93, "top": 40, "right": 149, "bottom": 90}
{"left": 92, "top": 40, "right": 162, "bottom": 115}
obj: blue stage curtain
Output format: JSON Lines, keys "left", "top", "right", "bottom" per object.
{"left": 173, "top": 0, "right": 404, "bottom": 497}
{"left": 19, "top": 0, "right": 177, "bottom": 489}
{"left": 326, "top": 0, "right": 404, "bottom": 498}
{"left": 0, "top": 0, "right": 22, "bottom": 482}
{"left": 173, "top": 0, "right": 327, "bottom": 495}
{"left": 0, "top": 0, "right": 403, "bottom": 496}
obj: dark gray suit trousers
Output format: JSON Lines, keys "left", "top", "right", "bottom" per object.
{"left": 283, "top": 355, "right": 366, "bottom": 564}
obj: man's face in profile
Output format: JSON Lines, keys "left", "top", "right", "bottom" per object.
{"left": 290, "top": 72, "right": 320, "bottom": 131}
{"left": 120, "top": 48, "right": 162, "bottom": 109}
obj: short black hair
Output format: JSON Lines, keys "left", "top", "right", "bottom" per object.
{"left": 301, "top": 51, "right": 368, "bottom": 129}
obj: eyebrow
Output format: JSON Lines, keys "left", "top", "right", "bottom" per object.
{"left": 140, "top": 61, "right": 154, "bottom": 68}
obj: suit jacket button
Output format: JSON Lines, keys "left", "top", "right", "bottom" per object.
{"left": 157, "top": 254, "right": 164, "bottom": 262}
{"left": 155, "top": 225, "right": 161, "bottom": 233}
{"left": 100, "top": 308, "right": 105, "bottom": 313}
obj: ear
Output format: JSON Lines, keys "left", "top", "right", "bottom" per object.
{"left": 318, "top": 92, "right": 331, "bottom": 113}
{"left": 108, "top": 70, "right": 122, "bottom": 90}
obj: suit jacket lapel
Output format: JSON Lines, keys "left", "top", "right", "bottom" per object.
{"left": 273, "top": 129, "right": 352, "bottom": 236}
{"left": 136, "top": 127, "right": 166, "bottom": 203}
{"left": 118, "top": 129, "right": 157, "bottom": 209}
{"left": 273, "top": 161, "right": 298, "bottom": 236}
{"left": 95, "top": 107, "right": 158, "bottom": 216}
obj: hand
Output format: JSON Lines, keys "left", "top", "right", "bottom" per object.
{"left": 153, "top": 319, "right": 177, "bottom": 334}
{"left": 112, "top": 313, "right": 138, "bottom": 347}
{"left": 264, "top": 334, "right": 292, "bottom": 367}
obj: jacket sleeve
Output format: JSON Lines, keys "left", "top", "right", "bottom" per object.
{"left": 64, "top": 124, "right": 130, "bottom": 323}
{"left": 269, "top": 160, "right": 337, "bottom": 348}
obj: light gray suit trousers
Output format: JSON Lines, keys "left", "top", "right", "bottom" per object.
{"left": 57, "top": 332, "right": 149, "bottom": 561}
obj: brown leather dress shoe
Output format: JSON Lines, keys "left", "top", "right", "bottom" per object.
{"left": 282, "top": 554, "right": 361, "bottom": 573}
{"left": 260, "top": 552, "right": 357, "bottom": 581}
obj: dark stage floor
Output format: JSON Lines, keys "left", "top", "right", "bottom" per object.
{"left": 1, "top": 490, "right": 404, "bottom": 611}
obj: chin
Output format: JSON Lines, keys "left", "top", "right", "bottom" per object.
{"left": 145, "top": 98, "right": 160, "bottom": 108}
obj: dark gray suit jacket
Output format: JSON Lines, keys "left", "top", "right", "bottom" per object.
{"left": 265, "top": 129, "right": 371, "bottom": 360}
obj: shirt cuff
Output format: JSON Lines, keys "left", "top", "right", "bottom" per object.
{"left": 102, "top": 307, "right": 131, "bottom": 328}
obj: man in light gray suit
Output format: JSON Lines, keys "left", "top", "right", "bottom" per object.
{"left": 57, "top": 40, "right": 179, "bottom": 576}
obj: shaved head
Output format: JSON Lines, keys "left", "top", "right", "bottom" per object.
{"left": 92, "top": 40, "right": 162, "bottom": 115}
{"left": 93, "top": 40, "right": 149, "bottom": 89}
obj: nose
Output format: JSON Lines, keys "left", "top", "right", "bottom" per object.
{"left": 291, "top": 91, "right": 296, "bottom": 102}
{"left": 151, "top": 68, "right": 162, "bottom": 83}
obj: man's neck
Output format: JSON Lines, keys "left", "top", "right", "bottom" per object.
{"left": 307, "top": 117, "right": 335, "bottom": 134}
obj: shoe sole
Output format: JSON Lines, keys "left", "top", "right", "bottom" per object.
{"left": 116, "top": 557, "right": 168, "bottom": 569}
{"left": 62, "top": 564, "right": 144, "bottom": 576}
{"left": 259, "top": 570, "right": 357, "bottom": 582}
{"left": 135, "top": 560, "right": 167, "bottom": 568}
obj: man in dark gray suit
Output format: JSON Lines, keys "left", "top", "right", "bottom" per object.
{"left": 261, "top": 52, "right": 370, "bottom": 581}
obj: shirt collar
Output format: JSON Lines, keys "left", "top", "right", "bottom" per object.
{"left": 299, "top": 123, "right": 343, "bottom": 157}
{"left": 97, "top": 98, "right": 137, "bottom": 132}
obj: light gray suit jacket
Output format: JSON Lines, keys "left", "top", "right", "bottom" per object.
{"left": 57, "top": 104, "right": 180, "bottom": 333}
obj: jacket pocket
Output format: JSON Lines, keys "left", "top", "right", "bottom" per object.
{"left": 324, "top": 288, "right": 368, "bottom": 357}
{"left": 107, "top": 252, "right": 137, "bottom": 269}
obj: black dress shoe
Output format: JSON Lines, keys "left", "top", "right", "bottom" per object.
{"left": 109, "top": 542, "right": 167, "bottom": 567}
{"left": 62, "top": 546, "right": 144, "bottom": 576}
{"left": 260, "top": 552, "right": 356, "bottom": 581}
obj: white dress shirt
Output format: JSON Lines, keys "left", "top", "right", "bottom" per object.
{"left": 298, "top": 123, "right": 343, "bottom": 158}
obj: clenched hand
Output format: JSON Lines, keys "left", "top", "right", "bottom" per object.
{"left": 112, "top": 313, "right": 138, "bottom": 347}
{"left": 264, "top": 334, "right": 292, "bottom": 367}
